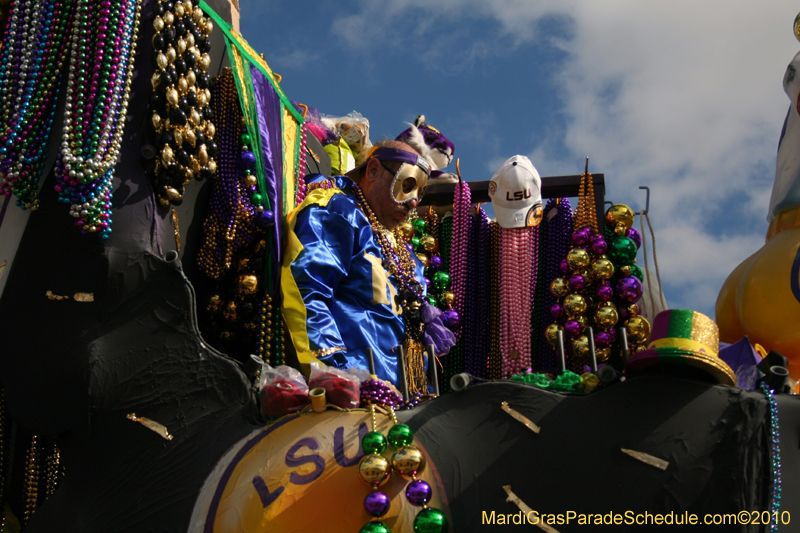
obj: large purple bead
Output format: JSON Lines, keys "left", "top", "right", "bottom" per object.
{"left": 591, "top": 235, "right": 608, "bottom": 255}
{"left": 572, "top": 227, "right": 591, "bottom": 247}
{"left": 255, "top": 209, "right": 275, "bottom": 228}
{"left": 364, "top": 491, "right": 391, "bottom": 517}
{"left": 560, "top": 259, "right": 570, "bottom": 274}
{"left": 595, "top": 331, "right": 612, "bottom": 348}
{"left": 596, "top": 282, "right": 613, "bottom": 302}
{"left": 565, "top": 319, "right": 583, "bottom": 338}
{"left": 443, "top": 309, "right": 460, "bottom": 329}
{"left": 429, "top": 255, "right": 442, "bottom": 269}
{"left": 405, "top": 479, "right": 433, "bottom": 506}
{"left": 241, "top": 150, "right": 256, "bottom": 166}
{"left": 626, "top": 227, "right": 642, "bottom": 249}
{"left": 550, "top": 303, "right": 565, "bottom": 318}
{"left": 616, "top": 276, "right": 643, "bottom": 303}
{"left": 568, "top": 274, "right": 586, "bottom": 292}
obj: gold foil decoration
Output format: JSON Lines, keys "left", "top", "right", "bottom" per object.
{"left": 45, "top": 291, "right": 69, "bottom": 301}
{"left": 500, "top": 401, "right": 540, "bottom": 434}
{"left": 127, "top": 413, "right": 173, "bottom": 441}
{"left": 73, "top": 293, "right": 94, "bottom": 302}
{"left": 621, "top": 448, "right": 668, "bottom": 470}
{"left": 503, "top": 486, "right": 559, "bottom": 533}
{"left": 171, "top": 209, "right": 181, "bottom": 252}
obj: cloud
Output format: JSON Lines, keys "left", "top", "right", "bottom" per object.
{"left": 327, "top": 0, "right": 800, "bottom": 315}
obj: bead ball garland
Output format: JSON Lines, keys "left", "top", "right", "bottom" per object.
{"left": 449, "top": 178, "right": 471, "bottom": 340}
{"left": 761, "top": 381, "right": 783, "bottom": 532}
{"left": 149, "top": 0, "right": 216, "bottom": 207}
{"left": 0, "top": 0, "right": 76, "bottom": 211}
{"left": 55, "top": 0, "right": 143, "bottom": 238}
{"left": 464, "top": 206, "right": 491, "bottom": 378}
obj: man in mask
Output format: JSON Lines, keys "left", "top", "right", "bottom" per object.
{"left": 282, "top": 140, "right": 451, "bottom": 390}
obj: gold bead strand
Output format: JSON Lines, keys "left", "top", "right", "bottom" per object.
{"left": 23, "top": 435, "right": 41, "bottom": 524}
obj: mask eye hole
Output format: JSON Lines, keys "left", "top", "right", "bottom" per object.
{"left": 402, "top": 177, "right": 416, "bottom": 193}
{"left": 418, "top": 186, "right": 427, "bottom": 198}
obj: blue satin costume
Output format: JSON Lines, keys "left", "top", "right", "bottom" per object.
{"left": 281, "top": 175, "right": 426, "bottom": 386}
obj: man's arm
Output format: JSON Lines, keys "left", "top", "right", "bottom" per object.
{"left": 282, "top": 204, "right": 354, "bottom": 368}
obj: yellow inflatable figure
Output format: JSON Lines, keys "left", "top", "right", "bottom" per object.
{"left": 716, "top": 37, "right": 800, "bottom": 378}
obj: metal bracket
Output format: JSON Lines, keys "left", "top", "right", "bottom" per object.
{"left": 638, "top": 186, "right": 650, "bottom": 216}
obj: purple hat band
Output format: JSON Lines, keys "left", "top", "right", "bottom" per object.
{"left": 350, "top": 147, "right": 431, "bottom": 175}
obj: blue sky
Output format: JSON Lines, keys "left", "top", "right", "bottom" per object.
{"left": 239, "top": 0, "right": 800, "bottom": 318}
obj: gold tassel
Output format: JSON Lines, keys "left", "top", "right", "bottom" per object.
{"left": 404, "top": 338, "right": 427, "bottom": 395}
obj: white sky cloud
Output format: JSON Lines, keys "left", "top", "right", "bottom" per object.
{"left": 331, "top": 0, "right": 800, "bottom": 316}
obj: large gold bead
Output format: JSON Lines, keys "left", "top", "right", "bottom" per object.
{"left": 151, "top": 113, "right": 162, "bottom": 129}
{"left": 358, "top": 454, "right": 391, "bottom": 488}
{"left": 163, "top": 11, "right": 174, "bottom": 25}
{"left": 199, "top": 53, "right": 211, "bottom": 71}
{"left": 165, "top": 186, "right": 181, "bottom": 200}
{"left": 189, "top": 157, "right": 201, "bottom": 174}
{"left": 166, "top": 87, "right": 179, "bottom": 107}
{"left": 197, "top": 144, "right": 209, "bottom": 166}
{"left": 441, "top": 292, "right": 455, "bottom": 306}
{"left": 545, "top": 323, "right": 563, "bottom": 346}
{"left": 572, "top": 335, "right": 590, "bottom": 357}
{"left": 173, "top": 2, "right": 185, "bottom": 18}
{"left": 207, "top": 159, "right": 218, "bottom": 174}
{"left": 165, "top": 46, "right": 177, "bottom": 64}
{"left": 244, "top": 174, "right": 257, "bottom": 187}
{"left": 153, "top": 16, "right": 165, "bottom": 32}
{"left": 176, "top": 37, "right": 187, "bottom": 54}
{"left": 204, "top": 118, "right": 215, "bottom": 139}
{"left": 151, "top": 72, "right": 161, "bottom": 89}
{"left": 173, "top": 129, "right": 184, "bottom": 147}
{"left": 185, "top": 129, "right": 197, "bottom": 147}
{"left": 202, "top": 20, "right": 214, "bottom": 35}
{"left": 186, "top": 69, "right": 196, "bottom": 87}
{"left": 591, "top": 258, "right": 615, "bottom": 280}
{"left": 627, "top": 303, "right": 639, "bottom": 317}
{"left": 196, "top": 89, "right": 208, "bottom": 107}
{"left": 421, "top": 235, "right": 436, "bottom": 252}
{"left": 236, "top": 274, "right": 258, "bottom": 295}
{"left": 595, "top": 305, "right": 619, "bottom": 328}
{"left": 391, "top": 445, "right": 426, "bottom": 479}
{"left": 193, "top": 6, "right": 204, "bottom": 23}
{"left": 397, "top": 221, "right": 414, "bottom": 239}
{"left": 605, "top": 204, "right": 635, "bottom": 235}
{"left": 625, "top": 316, "right": 651, "bottom": 343}
{"left": 550, "top": 277, "right": 569, "bottom": 298}
{"left": 596, "top": 346, "right": 611, "bottom": 362}
{"left": 177, "top": 76, "right": 189, "bottom": 94}
{"left": 567, "top": 248, "right": 590, "bottom": 270}
{"left": 190, "top": 108, "right": 202, "bottom": 126}
{"left": 156, "top": 52, "right": 168, "bottom": 70}
{"left": 161, "top": 145, "right": 175, "bottom": 164}
{"left": 563, "top": 294, "right": 587, "bottom": 316}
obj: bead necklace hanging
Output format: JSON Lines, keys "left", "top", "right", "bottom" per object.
{"left": 357, "top": 380, "right": 448, "bottom": 533}
{"left": 149, "top": 0, "right": 216, "bottom": 207}
{"left": 761, "top": 381, "right": 783, "bottom": 532}
{"left": 23, "top": 435, "right": 40, "bottom": 524}
{"left": 464, "top": 207, "right": 491, "bottom": 378}
{"left": 0, "top": 0, "right": 76, "bottom": 210}
{"left": 55, "top": 0, "right": 143, "bottom": 238}
{"left": 449, "top": 167, "right": 471, "bottom": 340}
{"left": 295, "top": 123, "right": 307, "bottom": 205}
{"left": 536, "top": 198, "right": 573, "bottom": 373}
{"left": 498, "top": 225, "right": 537, "bottom": 378}
{"left": 487, "top": 220, "right": 502, "bottom": 379}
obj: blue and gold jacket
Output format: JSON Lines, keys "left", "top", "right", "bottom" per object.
{"left": 281, "top": 175, "right": 425, "bottom": 385}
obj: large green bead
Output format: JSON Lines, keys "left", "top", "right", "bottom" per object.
{"left": 608, "top": 236, "right": 637, "bottom": 266}
{"left": 360, "top": 521, "right": 390, "bottom": 533}
{"left": 410, "top": 236, "right": 421, "bottom": 250}
{"left": 240, "top": 133, "right": 252, "bottom": 146}
{"left": 427, "top": 295, "right": 439, "bottom": 307}
{"left": 412, "top": 218, "right": 427, "bottom": 236}
{"left": 387, "top": 424, "right": 414, "bottom": 448}
{"left": 630, "top": 264, "right": 644, "bottom": 282}
{"left": 414, "top": 507, "right": 449, "bottom": 533}
{"left": 362, "top": 431, "right": 388, "bottom": 455}
{"left": 433, "top": 271, "right": 451, "bottom": 291}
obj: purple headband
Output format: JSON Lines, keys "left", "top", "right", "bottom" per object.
{"left": 350, "top": 147, "right": 431, "bottom": 175}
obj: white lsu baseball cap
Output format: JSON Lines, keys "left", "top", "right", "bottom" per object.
{"left": 487, "top": 155, "right": 543, "bottom": 229}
